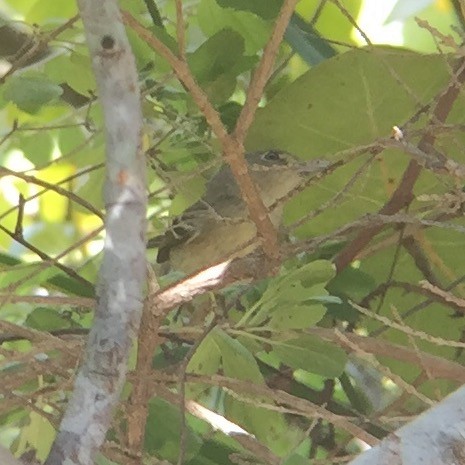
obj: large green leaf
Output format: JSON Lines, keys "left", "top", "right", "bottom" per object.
{"left": 246, "top": 47, "right": 452, "bottom": 241}
{"left": 247, "top": 47, "right": 450, "bottom": 155}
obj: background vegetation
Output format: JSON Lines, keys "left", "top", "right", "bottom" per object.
{"left": 1, "top": 0, "right": 465, "bottom": 464}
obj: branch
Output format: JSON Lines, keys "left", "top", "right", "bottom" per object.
{"left": 44, "top": 0, "right": 146, "bottom": 464}
{"left": 153, "top": 372, "right": 378, "bottom": 446}
{"left": 0, "top": 222, "right": 94, "bottom": 291}
{"left": 151, "top": 252, "right": 268, "bottom": 313}
{"left": 126, "top": 268, "right": 161, "bottom": 453}
{"left": 0, "top": 294, "right": 94, "bottom": 308}
{"left": 0, "top": 166, "right": 103, "bottom": 218}
{"left": 307, "top": 328, "right": 465, "bottom": 384}
{"left": 233, "top": 0, "right": 299, "bottom": 141}
{"left": 348, "top": 385, "right": 465, "bottom": 465}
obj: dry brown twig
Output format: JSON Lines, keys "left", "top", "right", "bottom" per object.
{"left": 174, "top": 0, "right": 186, "bottom": 60}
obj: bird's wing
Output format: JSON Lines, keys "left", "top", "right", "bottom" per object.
{"left": 147, "top": 200, "right": 214, "bottom": 263}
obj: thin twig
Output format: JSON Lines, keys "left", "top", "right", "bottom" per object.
{"left": 177, "top": 317, "right": 218, "bottom": 465}
{"left": 0, "top": 222, "right": 94, "bottom": 290}
{"left": 233, "top": 0, "right": 299, "bottom": 141}
{"left": 0, "top": 161, "right": 104, "bottom": 223}
{"left": 175, "top": 0, "right": 186, "bottom": 60}
{"left": 0, "top": 166, "right": 103, "bottom": 218}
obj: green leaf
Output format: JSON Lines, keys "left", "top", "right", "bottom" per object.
{"left": 45, "top": 52, "right": 96, "bottom": 97}
{"left": 247, "top": 47, "right": 450, "bottom": 156}
{"left": 145, "top": 398, "right": 202, "bottom": 461}
{"left": 214, "top": 329, "right": 294, "bottom": 450}
{"left": 268, "top": 303, "right": 327, "bottom": 330}
{"left": 47, "top": 273, "right": 95, "bottom": 297}
{"left": 188, "top": 29, "right": 249, "bottom": 102}
{"left": 189, "top": 29, "right": 245, "bottom": 83}
{"left": 0, "top": 254, "right": 94, "bottom": 296}
{"left": 213, "top": 328, "right": 263, "bottom": 382}
{"left": 295, "top": 0, "right": 361, "bottom": 51}
{"left": 215, "top": 0, "right": 282, "bottom": 20}
{"left": 127, "top": 24, "right": 177, "bottom": 71}
{"left": 271, "top": 335, "right": 347, "bottom": 377}
{"left": 282, "top": 453, "right": 311, "bottom": 465}
{"left": 198, "top": 0, "right": 271, "bottom": 55}
{"left": 224, "top": 394, "right": 291, "bottom": 452}
{"left": 16, "top": 411, "right": 55, "bottom": 462}
{"left": 0, "top": 252, "right": 19, "bottom": 266}
{"left": 25, "top": 307, "right": 70, "bottom": 330}
{"left": 188, "top": 333, "right": 222, "bottom": 375}
{"left": 26, "top": 0, "right": 77, "bottom": 23}
{"left": 278, "top": 260, "right": 336, "bottom": 289}
{"left": 243, "top": 260, "right": 335, "bottom": 327}
{"left": 218, "top": 101, "right": 243, "bottom": 131}
{"left": 285, "top": 13, "right": 336, "bottom": 66}
{"left": 169, "top": 175, "right": 206, "bottom": 216}
{"left": 18, "top": 131, "right": 54, "bottom": 166}
{"left": 201, "top": 73, "right": 238, "bottom": 104}
{"left": 3, "top": 73, "right": 63, "bottom": 114}
{"left": 186, "top": 439, "right": 238, "bottom": 465}
{"left": 329, "top": 267, "right": 377, "bottom": 300}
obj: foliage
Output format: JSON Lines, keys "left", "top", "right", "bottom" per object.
{"left": 0, "top": 0, "right": 465, "bottom": 464}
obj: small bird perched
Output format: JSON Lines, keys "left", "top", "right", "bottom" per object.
{"left": 148, "top": 150, "right": 329, "bottom": 274}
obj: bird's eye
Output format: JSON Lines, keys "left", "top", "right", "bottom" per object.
{"left": 263, "top": 150, "right": 281, "bottom": 161}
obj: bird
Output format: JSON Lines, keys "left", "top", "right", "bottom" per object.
{"left": 148, "top": 149, "right": 329, "bottom": 274}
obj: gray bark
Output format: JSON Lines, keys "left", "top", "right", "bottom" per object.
{"left": 349, "top": 385, "right": 465, "bottom": 465}
{"left": 44, "top": 1, "right": 146, "bottom": 464}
